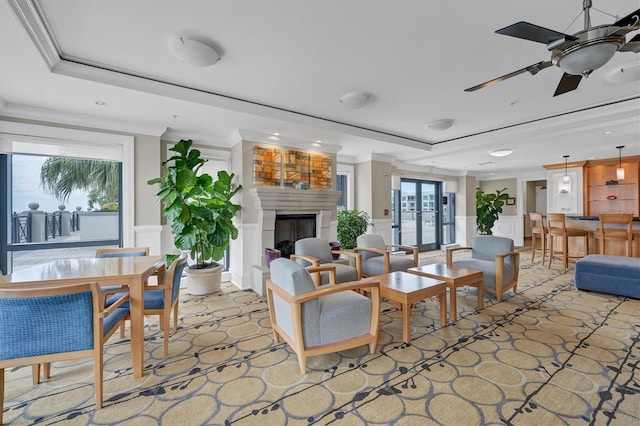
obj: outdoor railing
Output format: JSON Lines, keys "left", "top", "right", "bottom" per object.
{"left": 11, "top": 211, "right": 81, "bottom": 243}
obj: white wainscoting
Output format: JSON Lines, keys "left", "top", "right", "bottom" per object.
{"left": 134, "top": 225, "right": 163, "bottom": 255}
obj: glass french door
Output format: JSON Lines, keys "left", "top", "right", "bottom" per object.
{"left": 396, "top": 179, "right": 441, "bottom": 251}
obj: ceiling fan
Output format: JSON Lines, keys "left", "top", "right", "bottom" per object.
{"left": 465, "top": 0, "right": 640, "bottom": 96}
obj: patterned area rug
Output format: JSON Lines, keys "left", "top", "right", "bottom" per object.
{"left": 3, "top": 250, "right": 639, "bottom": 425}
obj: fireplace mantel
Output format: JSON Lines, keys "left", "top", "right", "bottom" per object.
{"left": 249, "top": 187, "right": 341, "bottom": 276}
{"left": 250, "top": 187, "right": 341, "bottom": 211}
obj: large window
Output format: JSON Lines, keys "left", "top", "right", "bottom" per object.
{"left": 0, "top": 123, "right": 134, "bottom": 274}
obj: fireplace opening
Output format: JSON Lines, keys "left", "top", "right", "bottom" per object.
{"left": 274, "top": 214, "right": 316, "bottom": 258}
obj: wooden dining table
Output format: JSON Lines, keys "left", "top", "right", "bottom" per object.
{"left": 0, "top": 255, "right": 166, "bottom": 379}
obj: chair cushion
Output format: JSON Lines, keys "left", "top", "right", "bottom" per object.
{"left": 472, "top": 236, "right": 514, "bottom": 266}
{"left": 295, "top": 238, "right": 333, "bottom": 265}
{"left": 106, "top": 290, "right": 164, "bottom": 310}
{"left": 362, "top": 255, "right": 415, "bottom": 276}
{"left": 317, "top": 290, "right": 371, "bottom": 346}
{"left": 357, "top": 234, "right": 386, "bottom": 263}
{"left": 314, "top": 263, "right": 357, "bottom": 284}
{"left": 104, "top": 307, "right": 129, "bottom": 336}
{"left": 452, "top": 259, "right": 514, "bottom": 289}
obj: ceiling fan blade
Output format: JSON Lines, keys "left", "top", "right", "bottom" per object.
{"left": 465, "top": 61, "right": 552, "bottom": 92}
{"left": 496, "top": 21, "right": 576, "bottom": 44}
{"left": 620, "top": 34, "right": 640, "bottom": 52}
{"left": 553, "top": 73, "right": 582, "bottom": 97}
{"left": 610, "top": 8, "right": 640, "bottom": 36}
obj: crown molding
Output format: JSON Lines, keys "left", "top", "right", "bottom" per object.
{"left": 1, "top": 102, "right": 167, "bottom": 137}
{"left": 8, "top": 0, "right": 60, "bottom": 70}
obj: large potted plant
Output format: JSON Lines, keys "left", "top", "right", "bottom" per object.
{"left": 476, "top": 187, "right": 509, "bottom": 235}
{"left": 148, "top": 139, "right": 242, "bottom": 295}
{"left": 337, "top": 208, "right": 370, "bottom": 250}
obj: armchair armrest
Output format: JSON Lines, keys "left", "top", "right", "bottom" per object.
{"left": 307, "top": 264, "right": 337, "bottom": 286}
{"left": 495, "top": 251, "right": 520, "bottom": 285}
{"left": 446, "top": 246, "right": 472, "bottom": 266}
{"left": 101, "top": 289, "right": 130, "bottom": 317}
{"left": 334, "top": 250, "right": 362, "bottom": 280}
{"left": 354, "top": 247, "right": 391, "bottom": 273}
{"left": 389, "top": 244, "right": 419, "bottom": 266}
{"left": 290, "top": 254, "right": 320, "bottom": 268}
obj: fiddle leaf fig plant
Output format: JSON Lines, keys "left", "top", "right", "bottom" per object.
{"left": 476, "top": 187, "right": 510, "bottom": 235}
{"left": 148, "top": 139, "right": 242, "bottom": 268}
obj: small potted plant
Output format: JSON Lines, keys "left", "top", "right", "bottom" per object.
{"left": 337, "top": 208, "right": 370, "bottom": 250}
{"left": 148, "top": 139, "right": 242, "bottom": 295}
{"left": 475, "top": 187, "right": 509, "bottom": 235}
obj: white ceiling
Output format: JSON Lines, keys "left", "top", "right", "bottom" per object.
{"left": 0, "top": 0, "right": 638, "bottom": 179}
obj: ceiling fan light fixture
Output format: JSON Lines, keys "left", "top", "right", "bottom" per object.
{"left": 339, "top": 92, "right": 372, "bottom": 109}
{"left": 554, "top": 41, "right": 620, "bottom": 76}
{"left": 489, "top": 148, "right": 514, "bottom": 157}
{"left": 169, "top": 37, "right": 220, "bottom": 67}
{"left": 427, "top": 119, "right": 454, "bottom": 131}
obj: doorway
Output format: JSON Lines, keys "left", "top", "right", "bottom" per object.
{"left": 395, "top": 179, "right": 442, "bottom": 251}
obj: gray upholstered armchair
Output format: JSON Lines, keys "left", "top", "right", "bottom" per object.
{"left": 446, "top": 235, "right": 520, "bottom": 301}
{"left": 266, "top": 258, "right": 380, "bottom": 374}
{"left": 354, "top": 234, "right": 418, "bottom": 277}
{"left": 291, "top": 237, "right": 362, "bottom": 285}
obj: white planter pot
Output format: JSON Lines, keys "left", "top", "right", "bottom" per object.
{"left": 186, "top": 263, "right": 222, "bottom": 295}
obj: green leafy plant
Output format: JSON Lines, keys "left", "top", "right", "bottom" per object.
{"left": 476, "top": 187, "right": 510, "bottom": 235}
{"left": 337, "top": 208, "right": 370, "bottom": 250}
{"left": 148, "top": 139, "right": 242, "bottom": 268}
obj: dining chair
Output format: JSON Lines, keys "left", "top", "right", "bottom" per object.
{"left": 597, "top": 214, "right": 634, "bottom": 257}
{"left": 266, "top": 258, "right": 380, "bottom": 374}
{"left": 291, "top": 237, "right": 362, "bottom": 285}
{"left": 529, "top": 212, "right": 548, "bottom": 265}
{"left": 0, "top": 282, "right": 130, "bottom": 422}
{"left": 547, "top": 213, "right": 589, "bottom": 272}
{"left": 354, "top": 234, "right": 419, "bottom": 277}
{"left": 106, "top": 254, "right": 188, "bottom": 355}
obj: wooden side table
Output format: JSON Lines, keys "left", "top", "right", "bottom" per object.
{"left": 408, "top": 263, "right": 484, "bottom": 322}
{"left": 369, "top": 271, "right": 447, "bottom": 342}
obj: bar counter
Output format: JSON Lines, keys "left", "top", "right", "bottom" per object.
{"left": 546, "top": 215, "right": 640, "bottom": 258}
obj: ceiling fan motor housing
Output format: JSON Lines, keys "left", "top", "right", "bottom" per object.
{"left": 551, "top": 26, "right": 625, "bottom": 76}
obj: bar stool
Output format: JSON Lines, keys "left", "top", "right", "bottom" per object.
{"left": 597, "top": 213, "right": 634, "bottom": 257}
{"left": 529, "top": 212, "right": 547, "bottom": 265}
{"left": 547, "top": 213, "right": 589, "bottom": 272}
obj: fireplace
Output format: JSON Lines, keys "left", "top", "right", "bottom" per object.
{"left": 274, "top": 214, "right": 316, "bottom": 257}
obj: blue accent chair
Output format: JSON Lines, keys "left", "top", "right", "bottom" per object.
{"left": 95, "top": 246, "right": 149, "bottom": 258}
{"left": 447, "top": 235, "right": 520, "bottom": 301}
{"left": 0, "top": 282, "right": 129, "bottom": 422}
{"left": 266, "top": 258, "right": 381, "bottom": 374}
{"left": 106, "top": 254, "right": 188, "bottom": 355}
{"left": 291, "top": 237, "right": 362, "bottom": 285}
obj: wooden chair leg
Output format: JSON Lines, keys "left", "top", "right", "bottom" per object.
{"left": 31, "top": 364, "right": 40, "bottom": 385}
{"left": 43, "top": 363, "right": 50, "bottom": 380}
{"left": 163, "top": 313, "right": 170, "bottom": 356}
{"left": 541, "top": 234, "right": 546, "bottom": 266}
{"left": 531, "top": 233, "right": 537, "bottom": 263}
{"left": 1, "top": 368, "right": 5, "bottom": 426}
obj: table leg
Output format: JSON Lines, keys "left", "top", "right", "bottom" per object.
{"left": 477, "top": 279, "right": 484, "bottom": 309}
{"left": 449, "top": 285, "right": 458, "bottom": 322}
{"left": 401, "top": 302, "right": 411, "bottom": 342}
{"left": 129, "top": 277, "right": 144, "bottom": 378}
{"left": 438, "top": 292, "right": 447, "bottom": 326}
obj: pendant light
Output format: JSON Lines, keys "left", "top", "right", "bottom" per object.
{"left": 562, "top": 155, "right": 570, "bottom": 183}
{"left": 616, "top": 145, "right": 625, "bottom": 180}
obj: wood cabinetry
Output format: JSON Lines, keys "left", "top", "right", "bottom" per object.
{"left": 585, "top": 157, "right": 639, "bottom": 216}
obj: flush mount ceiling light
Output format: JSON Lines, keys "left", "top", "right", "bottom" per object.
{"left": 562, "top": 155, "right": 571, "bottom": 184}
{"left": 616, "top": 145, "right": 625, "bottom": 180}
{"left": 489, "top": 148, "right": 514, "bottom": 157}
{"left": 339, "top": 92, "right": 372, "bottom": 109}
{"left": 169, "top": 37, "right": 220, "bottom": 67}
{"left": 426, "top": 119, "right": 454, "bottom": 131}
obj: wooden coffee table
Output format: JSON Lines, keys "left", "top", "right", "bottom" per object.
{"left": 369, "top": 271, "right": 447, "bottom": 342}
{"left": 408, "top": 263, "right": 484, "bottom": 322}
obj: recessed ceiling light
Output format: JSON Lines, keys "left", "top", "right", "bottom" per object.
{"left": 315, "top": 140, "right": 322, "bottom": 144}
{"left": 267, "top": 136, "right": 280, "bottom": 141}
{"left": 311, "top": 143, "right": 321, "bottom": 147}
{"left": 273, "top": 132, "right": 280, "bottom": 136}
{"left": 603, "top": 130, "right": 614, "bottom": 135}
{"left": 426, "top": 119, "right": 454, "bottom": 131}
{"left": 489, "top": 148, "right": 514, "bottom": 157}
{"left": 95, "top": 101, "right": 107, "bottom": 106}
